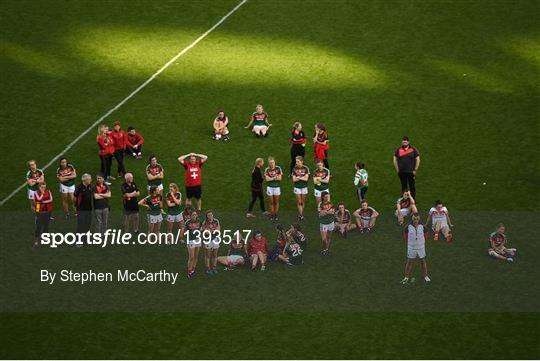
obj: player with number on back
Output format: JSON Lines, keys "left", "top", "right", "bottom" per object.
{"left": 283, "top": 223, "right": 306, "bottom": 265}
{"left": 178, "top": 152, "right": 208, "bottom": 211}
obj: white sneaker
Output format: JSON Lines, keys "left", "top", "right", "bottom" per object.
{"left": 424, "top": 276, "right": 431, "bottom": 282}
{"left": 400, "top": 277, "right": 409, "bottom": 284}
{"left": 507, "top": 258, "right": 513, "bottom": 262}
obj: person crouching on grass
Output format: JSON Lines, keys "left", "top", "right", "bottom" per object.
{"left": 184, "top": 210, "right": 202, "bottom": 278}
{"left": 318, "top": 191, "right": 335, "bottom": 255}
{"left": 335, "top": 202, "right": 354, "bottom": 237}
{"left": 217, "top": 234, "right": 247, "bottom": 271}
{"left": 248, "top": 231, "right": 269, "bottom": 271}
{"left": 126, "top": 126, "right": 144, "bottom": 159}
{"left": 34, "top": 182, "right": 53, "bottom": 246}
{"left": 426, "top": 200, "right": 453, "bottom": 241}
{"left": 488, "top": 223, "right": 517, "bottom": 262}
{"left": 138, "top": 185, "right": 163, "bottom": 236}
{"left": 395, "top": 190, "right": 417, "bottom": 226}
{"left": 202, "top": 210, "right": 220, "bottom": 275}
{"left": 291, "top": 156, "right": 310, "bottom": 221}
{"left": 212, "top": 110, "right": 230, "bottom": 141}
{"left": 245, "top": 104, "right": 272, "bottom": 137}
{"left": 401, "top": 213, "right": 430, "bottom": 285}
{"left": 353, "top": 200, "right": 379, "bottom": 233}
{"left": 56, "top": 158, "right": 77, "bottom": 219}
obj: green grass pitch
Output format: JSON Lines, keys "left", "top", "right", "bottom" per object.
{"left": 1, "top": 0, "right": 539, "bottom": 359}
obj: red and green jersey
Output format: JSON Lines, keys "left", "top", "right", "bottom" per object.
{"left": 335, "top": 209, "right": 351, "bottom": 224}
{"left": 252, "top": 112, "right": 268, "bottom": 126}
{"left": 57, "top": 164, "right": 76, "bottom": 187}
{"left": 146, "top": 163, "right": 163, "bottom": 186}
{"left": 313, "top": 167, "right": 330, "bottom": 191}
{"left": 490, "top": 232, "right": 506, "bottom": 249}
{"left": 230, "top": 241, "right": 245, "bottom": 256}
{"left": 285, "top": 241, "right": 304, "bottom": 265}
{"left": 292, "top": 165, "right": 310, "bottom": 189}
{"left": 318, "top": 201, "right": 335, "bottom": 225}
{"left": 202, "top": 218, "right": 220, "bottom": 232}
{"left": 143, "top": 194, "right": 162, "bottom": 216}
{"left": 397, "top": 197, "right": 411, "bottom": 209}
{"left": 354, "top": 169, "right": 368, "bottom": 188}
{"left": 26, "top": 169, "right": 44, "bottom": 191}
{"left": 165, "top": 192, "right": 182, "bottom": 214}
{"left": 264, "top": 166, "right": 283, "bottom": 188}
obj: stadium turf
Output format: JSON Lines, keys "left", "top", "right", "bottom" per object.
{"left": 1, "top": 0, "right": 539, "bottom": 359}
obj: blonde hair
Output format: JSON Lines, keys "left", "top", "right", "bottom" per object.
{"left": 27, "top": 160, "right": 36, "bottom": 167}
{"left": 293, "top": 122, "right": 301, "bottom": 130}
{"left": 268, "top": 156, "right": 275, "bottom": 163}
{"left": 255, "top": 158, "right": 264, "bottom": 165}
{"left": 169, "top": 183, "right": 178, "bottom": 191}
{"left": 295, "top": 155, "right": 304, "bottom": 162}
{"left": 97, "top": 124, "right": 108, "bottom": 137}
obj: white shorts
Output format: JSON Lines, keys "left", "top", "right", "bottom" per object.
{"left": 293, "top": 187, "right": 308, "bottom": 195}
{"left": 227, "top": 255, "right": 244, "bottom": 264}
{"left": 147, "top": 184, "right": 163, "bottom": 192}
{"left": 204, "top": 239, "right": 220, "bottom": 250}
{"left": 407, "top": 247, "right": 426, "bottom": 259}
{"left": 147, "top": 214, "right": 163, "bottom": 224}
{"left": 59, "top": 184, "right": 75, "bottom": 194}
{"left": 360, "top": 218, "right": 370, "bottom": 228}
{"left": 397, "top": 208, "right": 410, "bottom": 217}
{"left": 253, "top": 125, "right": 268, "bottom": 133}
{"left": 267, "top": 186, "right": 281, "bottom": 196}
{"left": 432, "top": 220, "right": 449, "bottom": 231}
{"left": 187, "top": 238, "right": 202, "bottom": 248}
{"left": 314, "top": 188, "right": 329, "bottom": 198}
{"left": 166, "top": 213, "right": 183, "bottom": 223}
{"left": 320, "top": 222, "right": 335, "bottom": 232}
{"left": 27, "top": 189, "right": 36, "bottom": 200}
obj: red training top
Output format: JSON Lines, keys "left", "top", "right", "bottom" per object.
{"left": 111, "top": 129, "right": 127, "bottom": 150}
{"left": 183, "top": 160, "right": 203, "bottom": 187}
{"left": 34, "top": 189, "right": 52, "bottom": 212}
{"left": 97, "top": 135, "right": 114, "bottom": 156}
{"left": 248, "top": 236, "right": 269, "bottom": 255}
{"left": 127, "top": 132, "right": 144, "bottom": 147}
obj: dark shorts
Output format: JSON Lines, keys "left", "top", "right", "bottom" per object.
{"left": 269, "top": 246, "right": 283, "bottom": 261}
{"left": 186, "top": 186, "right": 202, "bottom": 199}
{"left": 123, "top": 209, "right": 139, "bottom": 216}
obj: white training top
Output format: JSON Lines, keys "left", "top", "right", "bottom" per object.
{"left": 429, "top": 206, "right": 448, "bottom": 223}
{"left": 407, "top": 223, "right": 426, "bottom": 250}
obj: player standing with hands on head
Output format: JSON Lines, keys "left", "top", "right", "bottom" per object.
{"left": 26, "top": 160, "right": 44, "bottom": 212}
{"left": 56, "top": 158, "right": 77, "bottom": 219}
{"left": 401, "top": 213, "right": 430, "bottom": 284}
{"left": 291, "top": 156, "right": 310, "bottom": 221}
{"left": 178, "top": 152, "right": 208, "bottom": 211}
{"left": 289, "top": 122, "right": 306, "bottom": 175}
{"left": 264, "top": 156, "right": 283, "bottom": 221}
{"left": 393, "top": 136, "right": 420, "bottom": 199}
{"left": 318, "top": 191, "right": 335, "bottom": 255}
{"left": 245, "top": 104, "right": 271, "bottom": 137}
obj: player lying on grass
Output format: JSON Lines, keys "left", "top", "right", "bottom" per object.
{"left": 488, "top": 223, "right": 517, "bottom": 262}
{"left": 26, "top": 160, "right": 44, "bottom": 212}
{"left": 184, "top": 210, "right": 201, "bottom": 278}
{"left": 353, "top": 200, "right": 379, "bottom": 233}
{"left": 146, "top": 155, "right": 164, "bottom": 194}
{"left": 202, "top": 210, "right": 220, "bottom": 275}
{"left": 426, "top": 200, "right": 453, "bottom": 241}
{"left": 212, "top": 110, "right": 230, "bottom": 141}
{"left": 126, "top": 126, "right": 144, "bottom": 159}
{"left": 291, "top": 156, "right": 310, "bottom": 221}
{"left": 335, "top": 202, "right": 354, "bottom": 237}
{"left": 56, "top": 157, "right": 77, "bottom": 219}
{"left": 245, "top": 104, "right": 272, "bottom": 137}
{"left": 395, "top": 190, "right": 417, "bottom": 226}
{"left": 217, "top": 234, "right": 247, "bottom": 270}
{"left": 138, "top": 185, "right": 162, "bottom": 236}
{"left": 247, "top": 230, "right": 269, "bottom": 271}
{"left": 264, "top": 157, "right": 283, "bottom": 221}
{"left": 313, "top": 159, "right": 330, "bottom": 205}
{"left": 401, "top": 213, "right": 430, "bottom": 284}
{"left": 165, "top": 183, "right": 183, "bottom": 238}
{"left": 318, "top": 191, "right": 335, "bottom": 255}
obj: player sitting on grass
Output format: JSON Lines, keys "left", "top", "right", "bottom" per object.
{"left": 335, "top": 202, "right": 354, "bottom": 237}
{"left": 401, "top": 213, "right": 430, "bottom": 284}
{"left": 353, "top": 200, "right": 379, "bottom": 233}
{"left": 488, "top": 223, "right": 517, "bottom": 262}
{"left": 217, "top": 234, "right": 247, "bottom": 270}
{"left": 126, "top": 126, "right": 144, "bottom": 159}
{"left": 395, "top": 190, "right": 417, "bottom": 226}
{"left": 282, "top": 224, "right": 306, "bottom": 265}
{"left": 269, "top": 224, "right": 289, "bottom": 263}
{"left": 247, "top": 230, "right": 269, "bottom": 271}
{"left": 426, "top": 200, "right": 453, "bottom": 241}
{"left": 245, "top": 104, "right": 272, "bottom": 137}
{"left": 212, "top": 110, "right": 230, "bottom": 141}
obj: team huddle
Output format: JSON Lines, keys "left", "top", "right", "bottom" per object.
{"left": 25, "top": 106, "right": 518, "bottom": 281}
